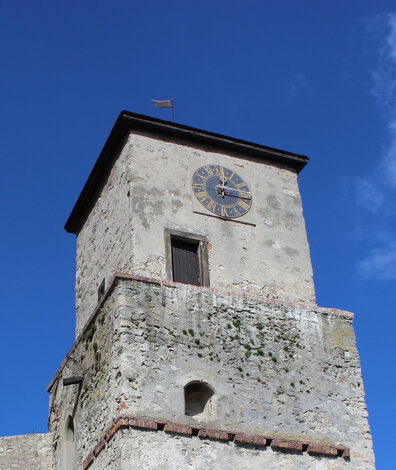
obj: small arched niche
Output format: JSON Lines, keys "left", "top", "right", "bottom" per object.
{"left": 62, "top": 415, "right": 75, "bottom": 470}
{"left": 184, "top": 381, "right": 214, "bottom": 419}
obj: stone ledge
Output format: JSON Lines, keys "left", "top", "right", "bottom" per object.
{"left": 83, "top": 415, "right": 350, "bottom": 469}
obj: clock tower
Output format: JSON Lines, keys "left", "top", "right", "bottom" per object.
{"left": 47, "top": 111, "right": 375, "bottom": 469}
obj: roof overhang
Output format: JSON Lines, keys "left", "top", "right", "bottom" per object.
{"left": 65, "top": 110, "right": 309, "bottom": 234}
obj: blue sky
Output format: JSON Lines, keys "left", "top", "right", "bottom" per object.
{"left": 0, "top": 1, "right": 394, "bottom": 467}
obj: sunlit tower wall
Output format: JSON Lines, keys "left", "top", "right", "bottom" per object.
{"left": 47, "top": 112, "right": 375, "bottom": 469}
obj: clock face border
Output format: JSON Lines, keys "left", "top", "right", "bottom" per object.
{"left": 189, "top": 161, "right": 256, "bottom": 226}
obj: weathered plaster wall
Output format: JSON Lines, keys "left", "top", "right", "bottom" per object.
{"left": 49, "top": 277, "right": 374, "bottom": 469}
{"left": 0, "top": 433, "right": 53, "bottom": 470}
{"left": 48, "top": 287, "right": 123, "bottom": 469}
{"left": 75, "top": 132, "right": 316, "bottom": 335}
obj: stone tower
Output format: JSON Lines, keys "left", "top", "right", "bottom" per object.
{"left": 47, "top": 111, "right": 375, "bottom": 469}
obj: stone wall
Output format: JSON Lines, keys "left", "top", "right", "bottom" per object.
{"left": 74, "top": 131, "right": 316, "bottom": 335}
{"left": 0, "top": 433, "right": 53, "bottom": 470}
{"left": 48, "top": 284, "right": 122, "bottom": 470}
{"left": 48, "top": 276, "right": 375, "bottom": 469}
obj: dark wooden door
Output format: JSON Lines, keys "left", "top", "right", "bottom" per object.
{"left": 171, "top": 238, "right": 200, "bottom": 285}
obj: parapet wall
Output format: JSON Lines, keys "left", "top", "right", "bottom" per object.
{"left": 0, "top": 433, "right": 53, "bottom": 470}
{"left": 48, "top": 274, "right": 375, "bottom": 469}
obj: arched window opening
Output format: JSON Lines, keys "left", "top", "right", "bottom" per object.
{"left": 62, "top": 416, "right": 75, "bottom": 470}
{"left": 184, "top": 381, "right": 214, "bottom": 418}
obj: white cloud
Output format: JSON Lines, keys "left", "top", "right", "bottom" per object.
{"left": 355, "top": 120, "right": 396, "bottom": 216}
{"left": 356, "top": 12, "right": 396, "bottom": 280}
{"left": 368, "top": 13, "right": 396, "bottom": 182}
{"left": 368, "top": 12, "right": 396, "bottom": 113}
{"left": 289, "top": 73, "right": 310, "bottom": 98}
{"left": 354, "top": 177, "right": 385, "bottom": 213}
{"left": 371, "top": 13, "right": 396, "bottom": 187}
{"left": 358, "top": 244, "right": 396, "bottom": 280}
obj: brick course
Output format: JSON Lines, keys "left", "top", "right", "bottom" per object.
{"left": 82, "top": 415, "right": 350, "bottom": 469}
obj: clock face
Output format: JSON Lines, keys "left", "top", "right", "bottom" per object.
{"left": 192, "top": 165, "right": 252, "bottom": 218}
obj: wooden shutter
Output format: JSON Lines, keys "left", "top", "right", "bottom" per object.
{"left": 171, "top": 238, "right": 200, "bottom": 285}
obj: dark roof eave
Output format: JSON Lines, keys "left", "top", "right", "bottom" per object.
{"left": 65, "top": 110, "right": 309, "bottom": 234}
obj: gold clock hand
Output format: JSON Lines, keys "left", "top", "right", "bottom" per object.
{"left": 217, "top": 167, "right": 227, "bottom": 197}
{"left": 219, "top": 167, "right": 227, "bottom": 186}
{"left": 215, "top": 185, "right": 252, "bottom": 200}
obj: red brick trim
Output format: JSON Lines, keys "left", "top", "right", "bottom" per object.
{"left": 197, "top": 428, "right": 229, "bottom": 441}
{"left": 104, "top": 418, "right": 123, "bottom": 443}
{"left": 128, "top": 417, "right": 158, "bottom": 431}
{"left": 234, "top": 433, "right": 267, "bottom": 447}
{"left": 82, "top": 415, "right": 351, "bottom": 469}
{"left": 93, "top": 438, "right": 106, "bottom": 457}
{"left": 307, "top": 444, "right": 338, "bottom": 457}
{"left": 164, "top": 422, "right": 192, "bottom": 435}
{"left": 271, "top": 439, "right": 304, "bottom": 452}
{"left": 83, "top": 453, "right": 94, "bottom": 470}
